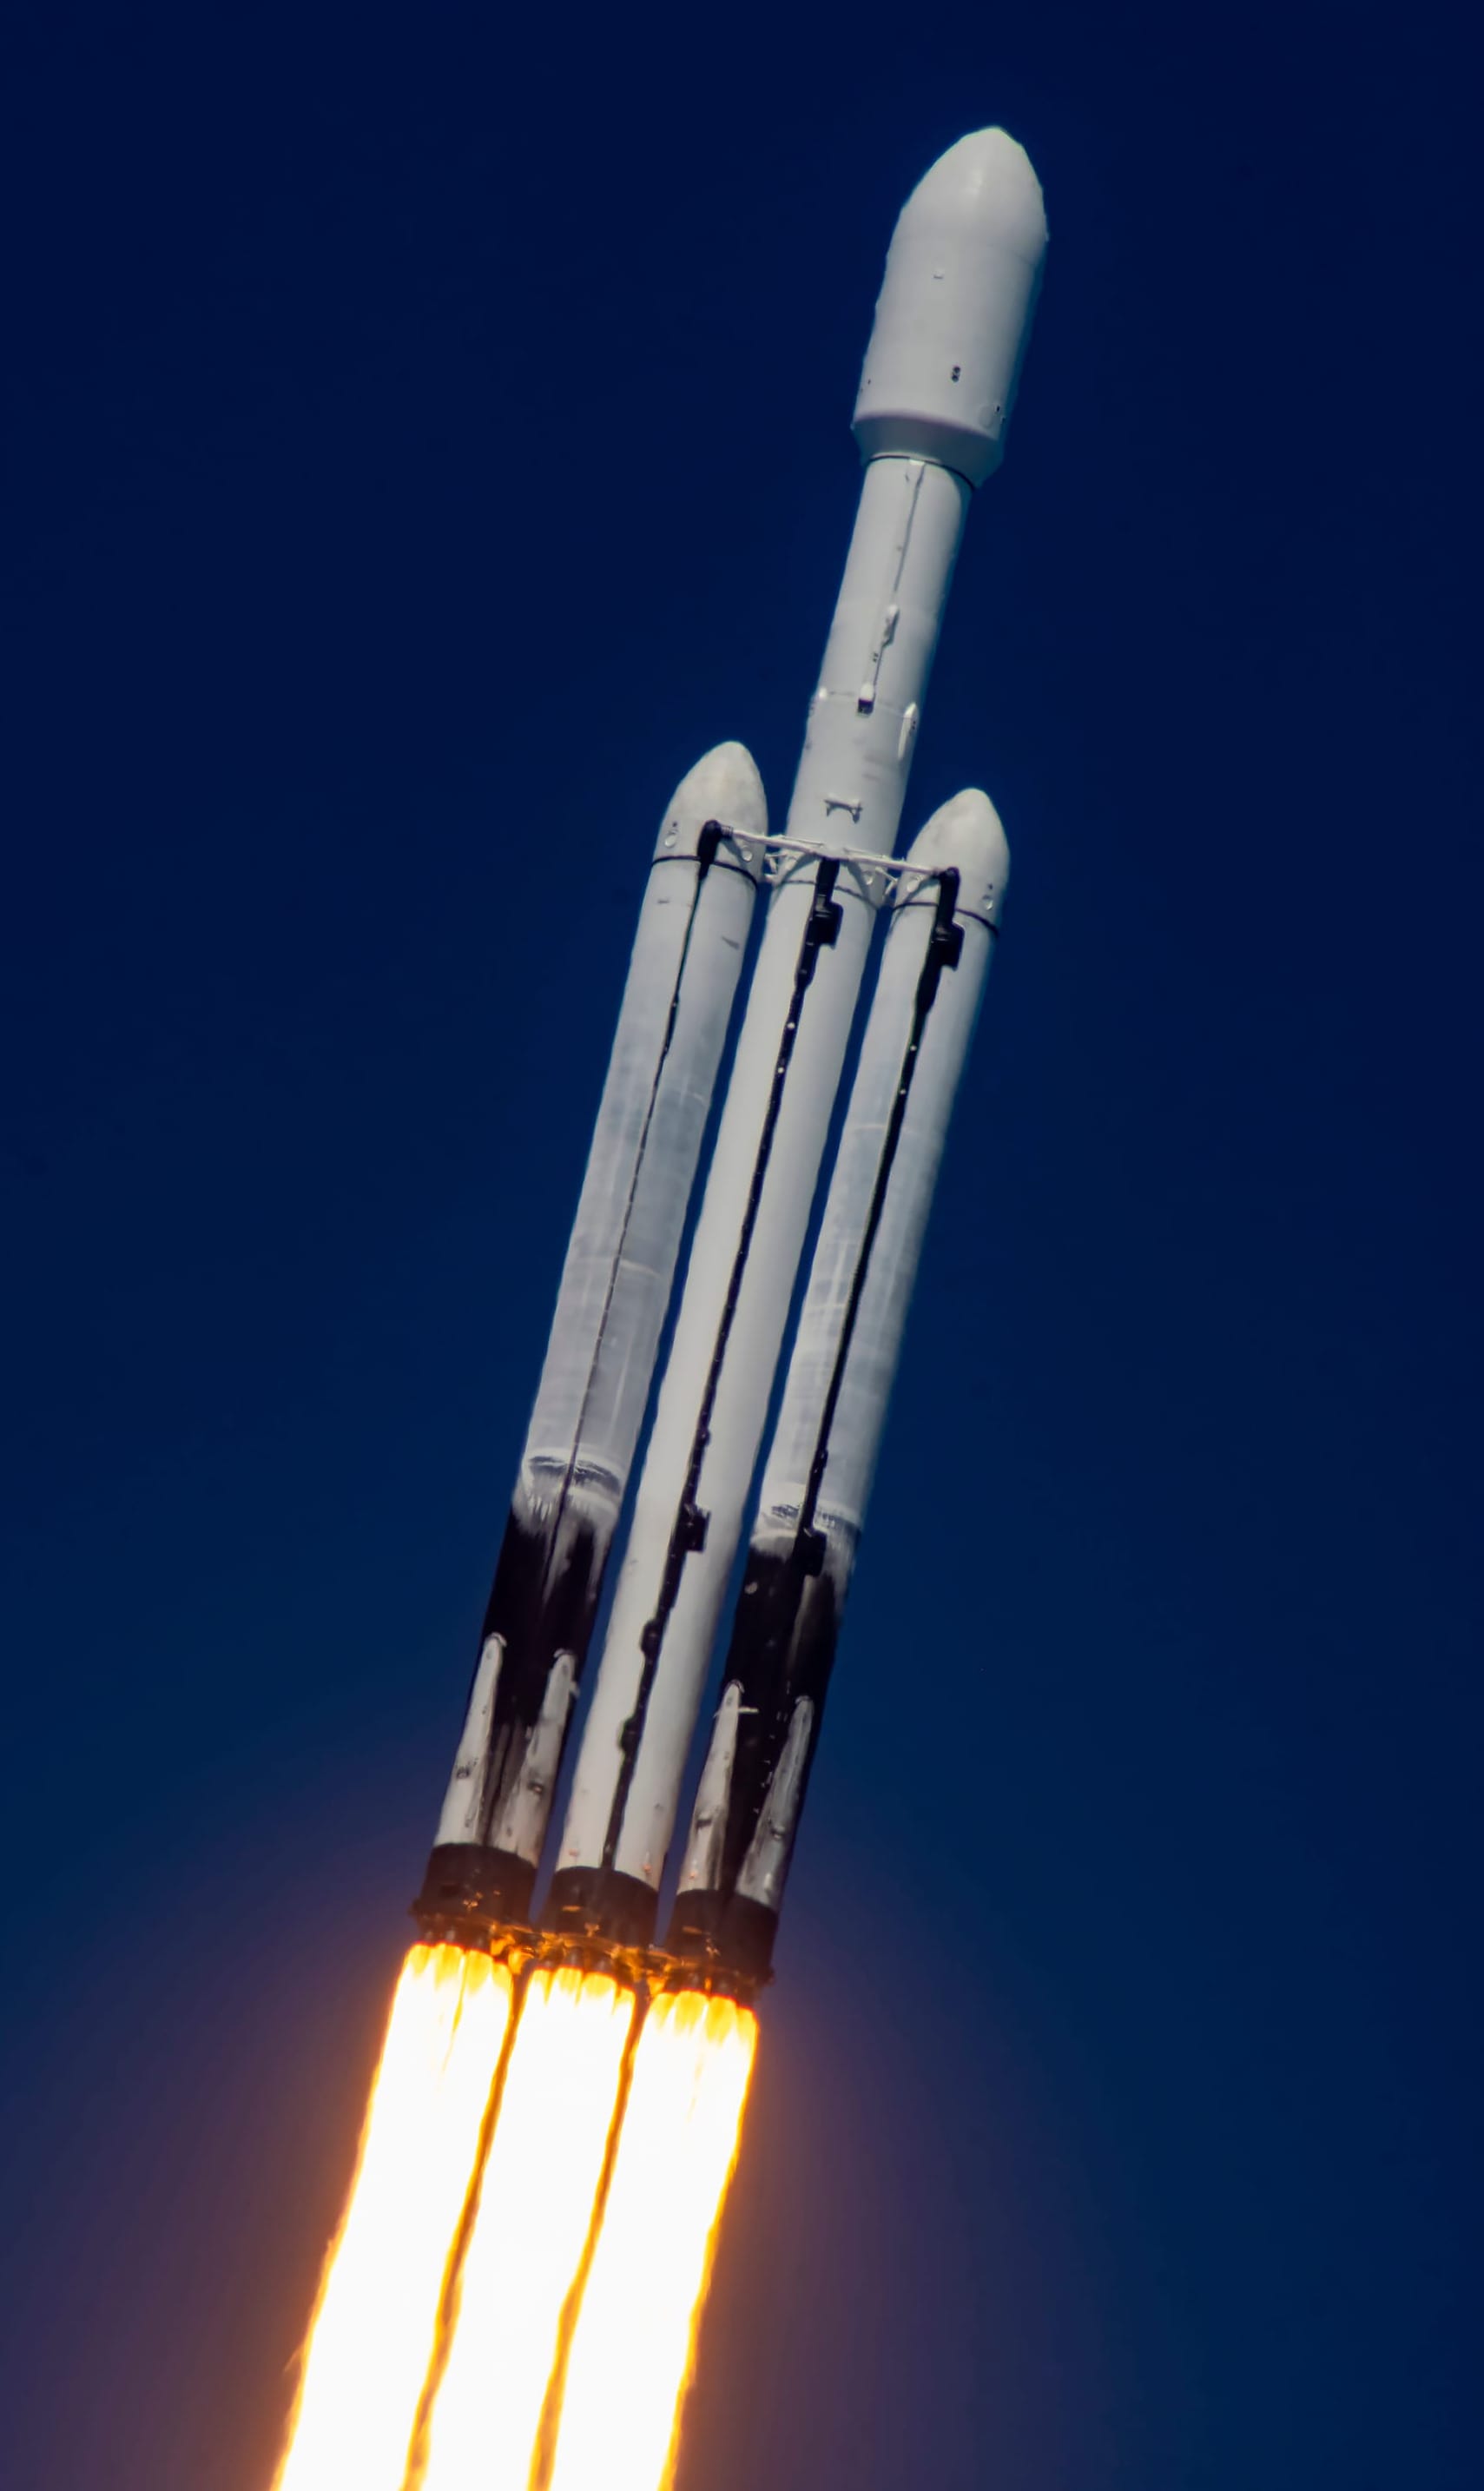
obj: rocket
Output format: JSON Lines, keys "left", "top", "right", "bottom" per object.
{"left": 416, "top": 127, "right": 1046, "bottom": 1989}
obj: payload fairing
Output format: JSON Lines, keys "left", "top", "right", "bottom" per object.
{"left": 417, "top": 126, "right": 1046, "bottom": 1989}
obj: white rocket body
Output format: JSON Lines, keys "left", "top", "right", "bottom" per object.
{"left": 669, "top": 793, "right": 1010, "bottom": 1978}
{"left": 511, "top": 749, "right": 765, "bottom": 1558}
{"left": 737, "top": 796, "right": 1009, "bottom": 1563}
{"left": 545, "top": 131, "right": 1046, "bottom": 1945}
{"left": 416, "top": 745, "right": 765, "bottom": 1933}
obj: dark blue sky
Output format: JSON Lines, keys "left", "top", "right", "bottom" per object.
{"left": 3, "top": 5, "right": 1477, "bottom": 2488}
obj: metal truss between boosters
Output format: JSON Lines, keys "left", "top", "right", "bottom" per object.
{"left": 669, "top": 820, "right": 963, "bottom": 912}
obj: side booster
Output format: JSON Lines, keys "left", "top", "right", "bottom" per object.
{"left": 668, "top": 791, "right": 1008, "bottom": 1983}
{"left": 416, "top": 745, "right": 767, "bottom": 1934}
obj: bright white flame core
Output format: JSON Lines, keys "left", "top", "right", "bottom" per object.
{"left": 272, "top": 1945, "right": 511, "bottom": 2491}
{"left": 544, "top": 1990, "right": 757, "bottom": 2491}
{"left": 414, "top": 1967, "right": 636, "bottom": 2491}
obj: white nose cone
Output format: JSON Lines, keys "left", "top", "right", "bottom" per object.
{"left": 853, "top": 129, "right": 1048, "bottom": 486}
{"left": 901, "top": 786, "right": 1010, "bottom": 928}
{"left": 652, "top": 740, "right": 768, "bottom": 862}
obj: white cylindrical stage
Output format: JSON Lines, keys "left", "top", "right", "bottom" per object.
{"left": 669, "top": 791, "right": 1009, "bottom": 1979}
{"left": 417, "top": 743, "right": 766, "bottom": 1932}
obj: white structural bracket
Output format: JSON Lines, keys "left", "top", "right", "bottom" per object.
{"left": 702, "top": 821, "right": 964, "bottom": 912}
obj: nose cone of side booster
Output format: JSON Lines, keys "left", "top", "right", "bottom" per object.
{"left": 852, "top": 129, "right": 1047, "bottom": 487}
{"left": 905, "top": 785, "right": 1010, "bottom": 925}
{"left": 653, "top": 739, "right": 768, "bottom": 860}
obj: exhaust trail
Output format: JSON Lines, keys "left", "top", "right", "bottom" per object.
{"left": 542, "top": 1991, "right": 757, "bottom": 2491}
{"left": 271, "top": 1946, "right": 512, "bottom": 2491}
{"left": 411, "top": 1967, "right": 636, "bottom": 2491}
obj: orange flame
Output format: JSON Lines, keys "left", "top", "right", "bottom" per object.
{"left": 412, "top": 1967, "right": 635, "bottom": 2491}
{"left": 542, "top": 1989, "right": 757, "bottom": 2491}
{"left": 271, "top": 1944, "right": 511, "bottom": 2491}
{"left": 270, "top": 1958, "right": 755, "bottom": 2491}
